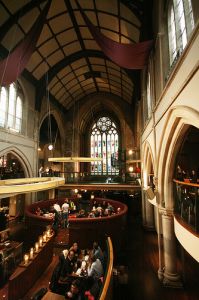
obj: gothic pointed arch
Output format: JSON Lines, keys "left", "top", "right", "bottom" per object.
{"left": 0, "top": 146, "right": 33, "bottom": 177}
{"left": 158, "top": 106, "right": 199, "bottom": 209}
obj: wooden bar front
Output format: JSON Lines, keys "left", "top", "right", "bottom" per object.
{"left": 8, "top": 236, "right": 54, "bottom": 300}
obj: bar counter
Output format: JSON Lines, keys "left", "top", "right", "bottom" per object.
{"left": 8, "top": 235, "right": 54, "bottom": 300}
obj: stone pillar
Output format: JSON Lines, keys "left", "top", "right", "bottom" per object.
{"left": 49, "top": 189, "right": 55, "bottom": 199}
{"left": 144, "top": 195, "right": 155, "bottom": 230}
{"left": 153, "top": 205, "right": 164, "bottom": 281}
{"left": 161, "top": 210, "right": 182, "bottom": 287}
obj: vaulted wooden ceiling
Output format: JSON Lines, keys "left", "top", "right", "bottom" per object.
{"left": 0, "top": 0, "right": 152, "bottom": 112}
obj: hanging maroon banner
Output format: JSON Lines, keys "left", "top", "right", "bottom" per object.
{"left": 76, "top": 0, "right": 153, "bottom": 69}
{"left": 0, "top": 0, "right": 51, "bottom": 86}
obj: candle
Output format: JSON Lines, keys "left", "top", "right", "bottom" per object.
{"left": 30, "top": 248, "right": 34, "bottom": 259}
{"left": 24, "top": 254, "right": 29, "bottom": 265}
{"left": 35, "top": 242, "right": 39, "bottom": 252}
{"left": 43, "top": 234, "right": 47, "bottom": 242}
{"left": 39, "top": 236, "right": 43, "bottom": 247}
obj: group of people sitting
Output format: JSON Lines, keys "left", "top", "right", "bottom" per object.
{"left": 76, "top": 200, "right": 119, "bottom": 219}
{"left": 35, "top": 199, "right": 120, "bottom": 227}
{"left": 50, "top": 241, "right": 106, "bottom": 299}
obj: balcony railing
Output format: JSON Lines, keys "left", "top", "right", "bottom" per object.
{"left": 173, "top": 179, "right": 199, "bottom": 233}
{"left": 42, "top": 171, "right": 140, "bottom": 185}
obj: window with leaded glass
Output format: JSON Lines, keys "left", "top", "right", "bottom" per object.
{"left": 168, "top": 0, "right": 194, "bottom": 66}
{"left": 90, "top": 116, "right": 119, "bottom": 175}
{"left": 0, "top": 83, "right": 23, "bottom": 132}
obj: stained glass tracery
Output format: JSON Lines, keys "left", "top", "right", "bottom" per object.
{"left": 90, "top": 116, "right": 119, "bottom": 174}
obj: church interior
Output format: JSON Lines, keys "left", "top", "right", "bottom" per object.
{"left": 0, "top": 0, "right": 199, "bottom": 299}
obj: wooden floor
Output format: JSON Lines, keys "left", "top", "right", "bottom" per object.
{"left": 1, "top": 209, "right": 199, "bottom": 299}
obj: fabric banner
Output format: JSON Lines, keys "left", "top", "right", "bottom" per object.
{"left": 0, "top": 0, "right": 51, "bottom": 86}
{"left": 76, "top": 0, "right": 153, "bottom": 69}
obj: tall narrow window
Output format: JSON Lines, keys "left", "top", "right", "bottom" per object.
{"left": 146, "top": 72, "right": 152, "bottom": 119}
{"left": 0, "top": 82, "right": 23, "bottom": 132}
{"left": 0, "top": 87, "right": 7, "bottom": 127}
{"left": 168, "top": 0, "right": 194, "bottom": 66}
{"left": 90, "top": 116, "right": 119, "bottom": 175}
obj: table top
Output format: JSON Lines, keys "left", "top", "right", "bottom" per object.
{"left": 0, "top": 240, "right": 22, "bottom": 253}
{"left": 42, "top": 291, "right": 65, "bottom": 300}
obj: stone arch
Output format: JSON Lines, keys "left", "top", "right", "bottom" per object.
{"left": 76, "top": 93, "right": 135, "bottom": 152}
{"left": 158, "top": 105, "right": 199, "bottom": 209}
{"left": 142, "top": 141, "right": 155, "bottom": 188}
{"left": 0, "top": 146, "right": 33, "bottom": 177}
{"left": 142, "top": 141, "right": 156, "bottom": 230}
{"left": 39, "top": 109, "right": 65, "bottom": 154}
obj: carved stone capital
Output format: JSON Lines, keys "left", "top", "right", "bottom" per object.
{"left": 159, "top": 207, "right": 174, "bottom": 217}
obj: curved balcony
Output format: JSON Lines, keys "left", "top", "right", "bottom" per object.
{"left": 173, "top": 179, "right": 199, "bottom": 233}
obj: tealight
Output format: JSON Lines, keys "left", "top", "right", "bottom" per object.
{"left": 43, "top": 234, "right": 47, "bottom": 242}
{"left": 24, "top": 254, "right": 29, "bottom": 265}
{"left": 39, "top": 236, "right": 43, "bottom": 247}
{"left": 30, "top": 248, "right": 34, "bottom": 259}
{"left": 35, "top": 242, "right": 39, "bottom": 252}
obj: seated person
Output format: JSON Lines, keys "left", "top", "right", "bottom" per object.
{"left": 59, "top": 250, "right": 76, "bottom": 282}
{"left": 69, "top": 242, "right": 81, "bottom": 261}
{"left": 35, "top": 207, "right": 42, "bottom": 216}
{"left": 59, "top": 249, "right": 69, "bottom": 265}
{"left": 76, "top": 209, "right": 86, "bottom": 218}
{"left": 88, "top": 211, "right": 96, "bottom": 218}
{"left": 65, "top": 279, "right": 83, "bottom": 300}
{"left": 92, "top": 242, "right": 104, "bottom": 265}
{"left": 75, "top": 260, "right": 87, "bottom": 277}
{"left": 87, "top": 254, "right": 104, "bottom": 281}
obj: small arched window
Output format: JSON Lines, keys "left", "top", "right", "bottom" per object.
{"left": 90, "top": 116, "right": 119, "bottom": 175}
{"left": 168, "top": 0, "right": 194, "bottom": 66}
{"left": 0, "top": 83, "right": 23, "bottom": 132}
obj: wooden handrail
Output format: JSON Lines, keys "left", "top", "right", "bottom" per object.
{"left": 173, "top": 179, "right": 199, "bottom": 188}
{"left": 99, "top": 237, "right": 114, "bottom": 300}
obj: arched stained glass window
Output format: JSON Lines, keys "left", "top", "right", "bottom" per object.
{"left": 90, "top": 116, "right": 119, "bottom": 175}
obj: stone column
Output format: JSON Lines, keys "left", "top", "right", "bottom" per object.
{"left": 161, "top": 210, "right": 182, "bottom": 287}
{"left": 144, "top": 194, "right": 155, "bottom": 230}
{"left": 49, "top": 188, "right": 55, "bottom": 199}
